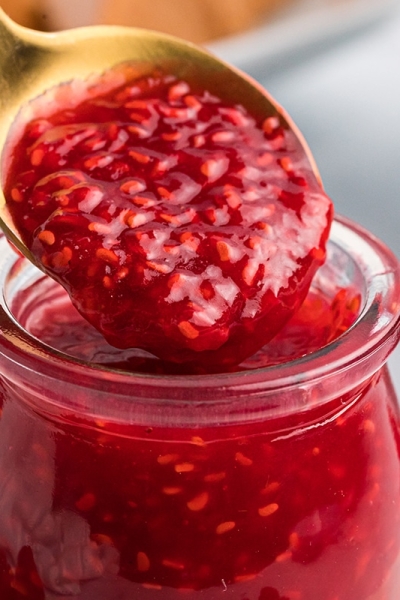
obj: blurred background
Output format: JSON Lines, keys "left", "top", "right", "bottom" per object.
{"left": 1, "top": 0, "right": 400, "bottom": 377}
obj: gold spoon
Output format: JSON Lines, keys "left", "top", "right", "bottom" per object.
{"left": 0, "top": 7, "right": 319, "bottom": 266}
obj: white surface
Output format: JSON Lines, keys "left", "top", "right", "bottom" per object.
{"left": 207, "top": 0, "right": 397, "bottom": 77}
{"left": 211, "top": 1, "right": 400, "bottom": 391}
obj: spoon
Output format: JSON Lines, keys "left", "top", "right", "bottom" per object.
{"left": 0, "top": 7, "right": 319, "bottom": 267}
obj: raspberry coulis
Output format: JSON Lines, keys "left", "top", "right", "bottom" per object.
{"left": 4, "top": 70, "right": 332, "bottom": 369}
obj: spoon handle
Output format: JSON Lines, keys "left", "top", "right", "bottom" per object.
{"left": 0, "top": 6, "right": 44, "bottom": 47}
{"left": 0, "top": 6, "right": 20, "bottom": 32}
{"left": 0, "top": 9, "right": 27, "bottom": 88}
{"left": 0, "top": 8, "right": 53, "bottom": 108}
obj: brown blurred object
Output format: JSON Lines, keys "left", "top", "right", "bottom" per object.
{"left": 0, "top": 0, "right": 50, "bottom": 30}
{"left": 97, "top": 0, "right": 289, "bottom": 43}
{"left": 0, "top": 0, "right": 292, "bottom": 42}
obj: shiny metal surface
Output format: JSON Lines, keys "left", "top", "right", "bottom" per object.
{"left": 0, "top": 7, "right": 319, "bottom": 268}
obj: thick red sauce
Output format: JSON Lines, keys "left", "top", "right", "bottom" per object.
{"left": 0, "top": 278, "right": 399, "bottom": 599}
{"left": 4, "top": 70, "right": 332, "bottom": 370}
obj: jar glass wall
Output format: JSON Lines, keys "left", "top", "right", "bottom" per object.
{"left": 0, "top": 215, "right": 399, "bottom": 600}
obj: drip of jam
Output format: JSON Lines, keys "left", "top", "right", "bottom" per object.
{"left": 21, "top": 275, "right": 361, "bottom": 374}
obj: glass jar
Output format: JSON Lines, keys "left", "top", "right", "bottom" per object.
{"left": 0, "top": 215, "right": 399, "bottom": 600}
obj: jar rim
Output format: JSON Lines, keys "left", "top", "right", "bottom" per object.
{"left": 0, "top": 214, "right": 399, "bottom": 425}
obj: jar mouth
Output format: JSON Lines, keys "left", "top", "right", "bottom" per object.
{"left": 0, "top": 214, "right": 399, "bottom": 424}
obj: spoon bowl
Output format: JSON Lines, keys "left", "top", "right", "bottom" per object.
{"left": 0, "top": 7, "right": 319, "bottom": 265}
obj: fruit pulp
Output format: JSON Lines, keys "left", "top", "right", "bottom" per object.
{"left": 0, "top": 272, "right": 399, "bottom": 600}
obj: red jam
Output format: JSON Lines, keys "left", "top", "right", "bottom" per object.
{"left": 4, "top": 70, "right": 332, "bottom": 370}
{"left": 0, "top": 271, "right": 400, "bottom": 599}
